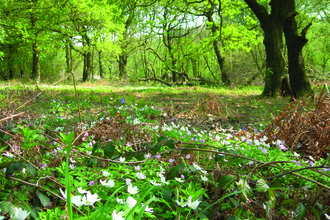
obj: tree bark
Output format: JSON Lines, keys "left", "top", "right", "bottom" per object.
{"left": 205, "top": 5, "right": 231, "bottom": 85}
{"left": 32, "top": 41, "right": 40, "bottom": 83}
{"left": 83, "top": 51, "right": 91, "bottom": 82}
{"left": 244, "top": 0, "right": 286, "bottom": 97}
{"left": 119, "top": 51, "right": 128, "bottom": 78}
{"left": 280, "top": 1, "right": 313, "bottom": 98}
{"left": 99, "top": 50, "right": 104, "bottom": 78}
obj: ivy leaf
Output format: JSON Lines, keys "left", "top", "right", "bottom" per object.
{"left": 166, "top": 139, "right": 175, "bottom": 149}
{"left": 24, "top": 163, "right": 38, "bottom": 176}
{"left": 169, "top": 164, "right": 185, "bottom": 179}
{"left": 104, "top": 145, "right": 115, "bottom": 159}
{"left": 92, "top": 143, "right": 100, "bottom": 155}
{"left": 218, "top": 175, "right": 235, "bottom": 188}
{"left": 6, "top": 163, "right": 23, "bottom": 176}
{"left": 153, "top": 142, "right": 162, "bottom": 155}
{"left": 36, "top": 191, "right": 53, "bottom": 208}
{"left": 255, "top": 179, "right": 269, "bottom": 192}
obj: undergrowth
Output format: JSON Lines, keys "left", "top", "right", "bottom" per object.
{"left": 0, "top": 82, "right": 330, "bottom": 220}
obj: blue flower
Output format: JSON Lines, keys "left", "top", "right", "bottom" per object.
{"left": 121, "top": 98, "right": 125, "bottom": 104}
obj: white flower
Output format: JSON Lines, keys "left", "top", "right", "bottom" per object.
{"left": 2, "top": 152, "right": 14, "bottom": 158}
{"left": 128, "top": 184, "right": 139, "bottom": 195}
{"left": 69, "top": 164, "right": 76, "bottom": 169}
{"left": 22, "top": 168, "right": 26, "bottom": 174}
{"left": 187, "top": 196, "right": 201, "bottom": 209}
{"left": 174, "top": 177, "right": 184, "bottom": 183}
{"left": 160, "top": 176, "right": 169, "bottom": 185}
{"left": 142, "top": 204, "right": 153, "bottom": 213}
{"left": 125, "top": 179, "right": 132, "bottom": 185}
{"left": 81, "top": 192, "right": 101, "bottom": 206}
{"left": 10, "top": 207, "right": 30, "bottom": 220}
{"left": 59, "top": 188, "right": 67, "bottom": 199}
{"left": 100, "top": 179, "right": 115, "bottom": 188}
{"left": 136, "top": 172, "right": 146, "bottom": 180}
{"left": 112, "top": 210, "right": 125, "bottom": 220}
{"left": 254, "top": 140, "right": 260, "bottom": 146}
{"left": 102, "top": 170, "right": 110, "bottom": 177}
{"left": 126, "top": 196, "right": 137, "bottom": 209}
{"left": 175, "top": 198, "right": 187, "bottom": 207}
{"left": 119, "top": 157, "right": 125, "bottom": 162}
{"left": 150, "top": 180, "right": 162, "bottom": 186}
{"left": 193, "top": 163, "right": 203, "bottom": 171}
{"left": 71, "top": 195, "right": 84, "bottom": 207}
{"left": 201, "top": 175, "right": 208, "bottom": 182}
{"left": 116, "top": 198, "right": 124, "bottom": 204}
{"left": 77, "top": 187, "right": 88, "bottom": 194}
{"left": 201, "top": 170, "right": 208, "bottom": 175}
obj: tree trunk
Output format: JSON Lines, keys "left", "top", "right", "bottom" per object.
{"left": 244, "top": 0, "right": 286, "bottom": 97}
{"left": 82, "top": 51, "right": 91, "bottom": 82}
{"left": 119, "top": 51, "right": 127, "bottom": 78}
{"left": 99, "top": 51, "right": 104, "bottom": 78}
{"left": 8, "top": 44, "right": 14, "bottom": 79}
{"left": 281, "top": 1, "right": 313, "bottom": 98}
{"left": 32, "top": 41, "right": 40, "bottom": 83}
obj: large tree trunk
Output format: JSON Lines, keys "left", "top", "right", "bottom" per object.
{"left": 244, "top": 0, "right": 285, "bottom": 97}
{"left": 281, "top": 1, "right": 313, "bottom": 98}
{"left": 83, "top": 51, "right": 91, "bottom": 82}
{"left": 32, "top": 41, "right": 40, "bottom": 83}
{"left": 118, "top": 51, "right": 127, "bottom": 78}
{"left": 65, "top": 41, "right": 72, "bottom": 73}
{"left": 98, "top": 50, "right": 104, "bottom": 78}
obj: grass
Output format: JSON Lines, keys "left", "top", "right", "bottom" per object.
{"left": 0, "top": 81, "right": 329, "bottom": 220}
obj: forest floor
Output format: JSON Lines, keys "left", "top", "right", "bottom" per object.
{"left": 0, "top": 81, "right": 329, "bottom": 220}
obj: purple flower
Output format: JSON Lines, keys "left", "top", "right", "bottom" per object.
{"left": 82, "top": 137, "right": 86, "bottom": 142}
{"left": 69, "top": 164, "right": 76, "bottom": 169}
{"left": 135, "top": 166, "right": 140, "bottom": 171}
{"left": 262, "top": 149, "right": 268, "bottom": 154}
{"left": 249, "top": 161, "right": 254, "bottom": 167}
{"left": 201, "top": 139, "right": 205, "bottom": 144}
{"left": 92, "top": 140, "right": 96, "bottom": 144}
{"left": 258, "top": 147, "right": 263, "bottom": 150}
{"left": 121, "top": 98, "right": 125, "bottom": 104}
{"left": 84, "top": 132, "right": 89, "bottom": 137}
{"left": 194, "top": 137, "right": 198, "bottom": 142}
{"left": 156, "top": 154, "right": 161, "bottom": 159}
{"left": 52, "top": 142, "right": 56, "bottom": 146}
{"left": 181, "top": 175, "right": 185, "bottom": 179}
{"left": 145, "top": 153, "right": 152, "bottom": 159}
{"left": 42, "top": 164, "right": 47, "bottom": 169}
{"left": 186, "top": 154, "right": 191, "bottom": 159}
{"left": 310, "top": 161, "right": 314, "bottom": 166}
{"left": 108, "top": 139, "right": 112, "bottom": 142}
{"left": 126, "top": 142, "right": 131, "bottom": 146}
{"left": 323, "top": 168, "right": 330, "bottom": 172}
{"left": 89, "top": 142, "right": 92, "bottom": 147}
{"left": 187, "top": 131, "right": 191, "bottom": 136}
{"left": 279, "top": 145, "right": 287, "bottom": 151}
{"left": 169, "top": 159, "right": 175, "bottom": 163}
{"left": 89, "top": 181, "right": 95, "bottom": 186}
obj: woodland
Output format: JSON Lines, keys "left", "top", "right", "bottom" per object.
{"left": 1, "top": 0, "right": 330, "bottom": 220}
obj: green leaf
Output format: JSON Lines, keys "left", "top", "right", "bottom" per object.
{"left": 294, "top": 202, "right": 306, "bottom": 220}
{"left": 92, "top": 143, "right": 100, "bottom": 155}
{"left": 280, "top": 199, "right": 295, "bottom": 206}
{"left": 229, "top": 197, "right": 239, "bottom": 207}
{"left": 89, "top": 158, "right": 97, "bottom": 165}
{"left": 214, "top": 153, "right": 225, "bottom": 162}
{"left": 310, "top": 207, "right": 319, "bottom": 220}
{"left": 166, "top": 139, "right": 175, "bottom": 149}
{"left": 0, "top": 202, "right": 12, "bottom": 213}
{"left": 36, "top": 191, "right": 51, "bottom": 207}
{"left": 169, "top": 164, "right": 185, "bottom": 179}
{"left": 255, "top": 179, "right": 269, "bottom": 192}
{"left": 219, "top": 175, "right": 235, "bottom": 188}
{"left": 157, "top": 136, "right": 167, "bottom": 142}
{"left": 153, "top": 142, "right": 162, "bottom": 155}
{"left": 104, "top": 145, "right": 115, "bottom": 158}
{"left": 24, "top": 163, "right": 38, "bottom": 176}
{"left": 161, "top": 188, "right": 172, "bottom": 201}
{"left": 6, "top": 163, "right": 23, "bottom": 175}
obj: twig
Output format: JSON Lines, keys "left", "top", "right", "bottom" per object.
{"left": 0, "top": 112, "right": 24, "bottom": 124}
{"left": 14, "top": 73, "right": 73, "bottom": 112}
{"left": 71, "top": 72, "right": 82, "bottom": 125}
{"left": 1, "top": 174, "right": 85, "bottom": 216}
